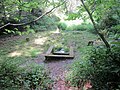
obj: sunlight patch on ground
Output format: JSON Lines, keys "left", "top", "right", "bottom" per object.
{"left": 34, "top": 37, "right": 48, "bottom": 45}
{"left": 8, "top": 51, "right": 22, "bottom": 57}
{"left": 19, "top": 47, "right": 41, "bottom": 57}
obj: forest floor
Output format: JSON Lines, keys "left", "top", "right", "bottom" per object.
{"left": 0, "top": 30, "right": 98, "bottom": 90}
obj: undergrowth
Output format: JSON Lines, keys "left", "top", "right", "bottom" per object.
{"left": 57, "top": 22, "right": 94, "bottom": 32}
{"left": 66, "top": 46, "right": 120, "bottom": 90}
{"left": 0, "top": 31, "right": 54, "bottom": 90}
{"left": 32, "top": 15, "right": 59, "bottom": 32}
{"left": 0, "top": 30, "right": 97, "bottom": 89}
{"left": 0, "top": 60, "right": 53, "bottom": 90}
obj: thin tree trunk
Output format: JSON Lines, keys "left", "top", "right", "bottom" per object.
{"left": 80, "top": 0, "right": 110, "bottom": 49}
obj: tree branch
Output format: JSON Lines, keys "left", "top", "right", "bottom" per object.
{"left": 0, "top": 23, "right": 11, "bottom": 30}
{"left": 80, "top": 0, "right": 110, "bottom": 49}
{"left": 0, "top": 2, "right": 64, "bottom": 29}
{"left": 90, "top": 0, "right": 96, "bottom": 15}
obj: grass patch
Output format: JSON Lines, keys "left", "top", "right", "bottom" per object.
{"left": 0, "top": 30, "right": 97, "bottom": 63}
{"left": 0, "top": 31, "right": 54, "bottom": 89}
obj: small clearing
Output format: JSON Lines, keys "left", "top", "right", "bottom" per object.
{"left": 0, "top": 30, "right": 97, "bottom": 90}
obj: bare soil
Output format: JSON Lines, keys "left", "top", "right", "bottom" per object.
{"left": 34, "top": 53, "right": 76, "bottom": 90}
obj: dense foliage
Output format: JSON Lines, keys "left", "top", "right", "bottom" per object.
{"left": 32, "top": 15, "right": 59, "bottom": 32}
{"left": 0, "top": 59, "right": 53, "bottom": 90}
{"left": 0, "top": 0, "right": 61, "bottom": 35}
{"left": 67, "top": 46, "right": 120, "bottom": 89}
{"left": 66, "top": 0, "right": 120, "bottom": 89}
{"left": 0, "top": 0, "right": 120, "bottom": 89}
{"left": 89, "top": 47, "right": 120, "bottom": 89}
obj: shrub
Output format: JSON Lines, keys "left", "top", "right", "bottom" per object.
{"left": 0, "top": 59, "right": 53, "bottom": 90}
{"left": 66, "top": 25, "right": 86, "bottom": 31}
{"left": 57, "top": 22, "right": 67, "bottom": 30}
{"left": 66, "top": 47, "right": 93, "bottom": 87}
{"left": 66, "top": 23, "right": 94, "bottom": 31}
{"left": 67, "top": 46, "right": 120, "bottom": 90}
{"left": 89, "top": 47, "right": 120, "bottom": 89}
{"left": 20, "top": 64, "right": 53, "bottom": 90}
{"left": 99, "top": 13, "right": 119, "bottom": 29}
{"left": 0, "top": 59, "right": 23, "bottom": 89}
{"left": 50, "top": 15, "right": 60, "bottom": 22}
{"left": 32, "top": 16, "right": 58, "bottom": 31}
{"left": 85, "top": 24, "right": 95, "bottom": 32}
{"left": 109, "top": 24, "right": 120, "bottom": 34}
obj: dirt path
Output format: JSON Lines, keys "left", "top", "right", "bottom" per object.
{"left": 34, "top": 51, "right": 93, "bottom": 90}
{"left": 45, "top": 59, "right": 74, "bottom": 90}
{"left": 34, "top": 54, "right": 76, "bottom": 90}
{"left": 45, "top": 59, "right": 73, "bottom": 80}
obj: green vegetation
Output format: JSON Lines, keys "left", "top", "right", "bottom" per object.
{"left": 57, "top": 22, "right": 67, "bottom": 30}
{"left": 57, "top": 22, "right": 94, "bottom": 32}
{"left": 0, "top": 59, "right": 53, "bottom": 90}
{"left": 0, "top": 28, "right": 97, "bottom": 89}
{"left": 65, "top": 0, "right": 120, "bottom": 89}
{"left": 0, "top": 0, "right": 120, "bottom": 89}
{"left": 66, "top": 46, "right": 120, "bottom": 89}
{"left": 66, "top": 23, "right": 94, "bottom": 32}
{"left": 0, "top": 31, "right": 54, "bottom": 89}
{"left": 32, "top": 16, "right": 59, "bottom": 32}
{"left": 53, "top": 44, "right": 69, "bottom": 53}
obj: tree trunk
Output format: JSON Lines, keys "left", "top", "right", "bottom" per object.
{"left": 80, "top": 0, "right": 110, "bottom": 49}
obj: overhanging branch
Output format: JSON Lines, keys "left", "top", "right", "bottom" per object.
{"left": 90, "top": 0, "right": 96, "bottom": 15}
{"left": 0, "top": 2, "right": 64, "bottom": 29}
